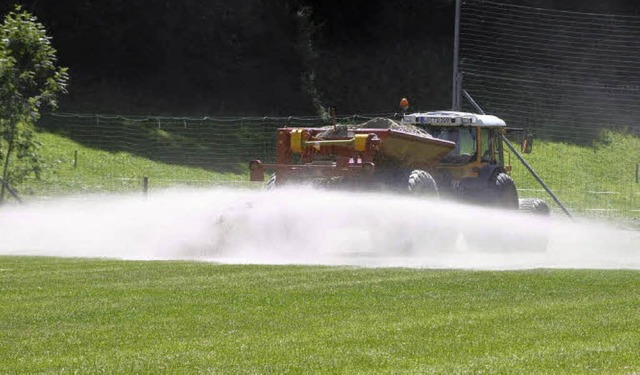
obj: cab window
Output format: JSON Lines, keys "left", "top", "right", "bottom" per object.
{"left": 480, "top": 128, "right": 492, "bottom": 162}
{"left": 428, "top": 126, "right": 476, "bottom": 164}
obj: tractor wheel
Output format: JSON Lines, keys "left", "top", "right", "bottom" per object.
{"left": 519, "top": 198, "right": 550, "bottom": 216}
{"left": 408, "top": 170, "right": 438, "bottom": 197}
{"left": 463, "top": 172, "right": 520, "bottom": 252}
{"left": 403, "top": 170, "right": 459, "bottom": 254}
{"left": 487, "top": 171, "right": 519, "bottom": 209}
{"left": 518, "top": 198, "right": 551, "bottom": 252}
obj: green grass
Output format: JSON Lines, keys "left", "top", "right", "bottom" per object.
{"left": 8, "top": 128, "right": 640, "bottom": 220}
{"left": 2, "top": 256, "right": 640, "bottom": 373}
{"left": 19, "top": 131, "right": 247, "bottom": 197}
{"left": 509, "top": 130, "right": 640, "bottom": 218}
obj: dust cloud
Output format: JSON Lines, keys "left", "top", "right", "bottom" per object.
{"left": 0, "top": 187, "right": 637, "bottom": 270}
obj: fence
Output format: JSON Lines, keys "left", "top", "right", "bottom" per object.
{"left": 28, "top": 112, "right": 639, "bottom": 222}
{"left": 25, "top": 112, "right": 389, "bottom": 195}
{"left": 40, "top": 113, "right": 389, "bottom": 167}
{"left": 453, "top": 0, "right": 640, "bottom": 222}
{"left": 458, "top": 0, "right": 640, "bottom": 141}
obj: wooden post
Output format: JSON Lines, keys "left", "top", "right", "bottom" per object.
{"left": 143, "top": 176, "right": 149, "bottom": 196}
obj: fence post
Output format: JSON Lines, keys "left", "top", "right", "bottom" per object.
{"left": 636, "top": 163, "right": 639, "bottom": 184}
{"left": 143, "top": 176, "right": 149, "bottom": 196}
{"left": 73, "top": 150, "right": 78, "bottom": 169}
{"left": 451, "top": 0, "right": 462, "bottom": 110}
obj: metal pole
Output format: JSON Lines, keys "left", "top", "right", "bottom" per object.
{"left": 451, "top": 0, "right": 462, "bottom": 111}
{"left": 462, "top": 90, "right": 485, "bottom": 115}
{"left": 502, "top": 135, "right": 573, "bottom": 219}
{"left": 462, "top": 88, "right": 570, "bottom": 218}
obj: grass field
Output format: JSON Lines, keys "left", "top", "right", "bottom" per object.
{"left": 18, "top": 131, "right": 247, "bottom": 197}
{"left": 2, "top": 126, "right": 638, "bottom": 372}
{"left": 2, "top": 256, "right": 640, "bottom": 373}
{"left": 8, "top": 127, "right": 636, "bottom": 219}
{"left": 0, "top": 124, "right": 631, "bottom": 219}
{"left": 508, "top": 129, "right": 640, "bottom": 218}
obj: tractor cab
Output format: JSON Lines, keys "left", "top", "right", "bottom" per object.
{"left": 401, "top": 111, "right": 507, "bottom": 168}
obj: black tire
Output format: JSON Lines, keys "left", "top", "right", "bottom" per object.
{"left": 487, "top": 171, "right": 519, "bottom": 209}
{"left": 464, "top": 173, "right": 522, "bottom": 252}
{"left": 518, "top": 198, "right": 550, "bottom": 252}
{"left": 408, "top": 169, "right": 438, "bottom": 197}
{"left": 404, "top": 170, "right": 455, "bottom": 254}
{"left": 519, "top": 198, "right": 550, "bottom": 216}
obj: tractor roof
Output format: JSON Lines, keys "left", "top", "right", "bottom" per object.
{"left": 401, "top": 111, "right": 506, "bottom": 127}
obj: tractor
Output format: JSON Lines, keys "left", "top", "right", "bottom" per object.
{"left": 248, "top": 106, "right": 549, "bottom": 215}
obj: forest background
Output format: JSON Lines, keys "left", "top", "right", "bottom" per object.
{"left": 2, "top": 0, "right": 640, "bottom": 116}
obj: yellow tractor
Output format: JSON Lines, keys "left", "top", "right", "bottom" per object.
{"left": 249, "top": 105, "right": 552, "bottom": 216}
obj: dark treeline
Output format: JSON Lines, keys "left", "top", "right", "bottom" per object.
{"left": 2, "top": 0, "right": 640, "bottom": 116}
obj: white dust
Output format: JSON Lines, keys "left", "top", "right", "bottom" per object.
{"left": 0, "top": 187, "right": 637, "bottom": 270}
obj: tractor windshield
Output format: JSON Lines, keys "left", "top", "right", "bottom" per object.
{"left": 428, "top": 126, "right": 476, "bottom": 164}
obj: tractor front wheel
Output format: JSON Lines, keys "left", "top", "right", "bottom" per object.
{"left": 408, "top": 170, "right": 438, "bottom": 197}
{"left": 487, "top": 171, "right": 519, "bottom": 209}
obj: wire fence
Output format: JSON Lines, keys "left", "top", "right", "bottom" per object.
{"left": 456, "top": 0, "right": 640, "bottom": 222}
{"left": 30, "top": 112, "right": 639, "bottom": 222}
{"left": 21, "top": 0, "right": 640, "bottom": 223}
{"left": 40, "top": 112, "right": 386, "bottom": 167}
{"left": 26, "top": 112, "right": 389, "bottom": 196}
{"left": 459, "top": 0, "right": 640, "bottom": 142}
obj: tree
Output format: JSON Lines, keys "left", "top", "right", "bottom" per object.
{"left": 0, "top": 5, "right": 68, "bottom": 203}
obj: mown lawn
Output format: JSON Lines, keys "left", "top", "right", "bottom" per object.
{"left": 1, "top": 256, "right": 639, "bottom": 373}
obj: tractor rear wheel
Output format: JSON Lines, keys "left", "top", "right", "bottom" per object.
{"left": 408, "top": 170, "right": 438, "bottom": 197}
{"left": 487, "top": 171, "right": 519, "bottom": 209}
{"left": 463, "top": 171, "right": 519, "bottom": 251}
